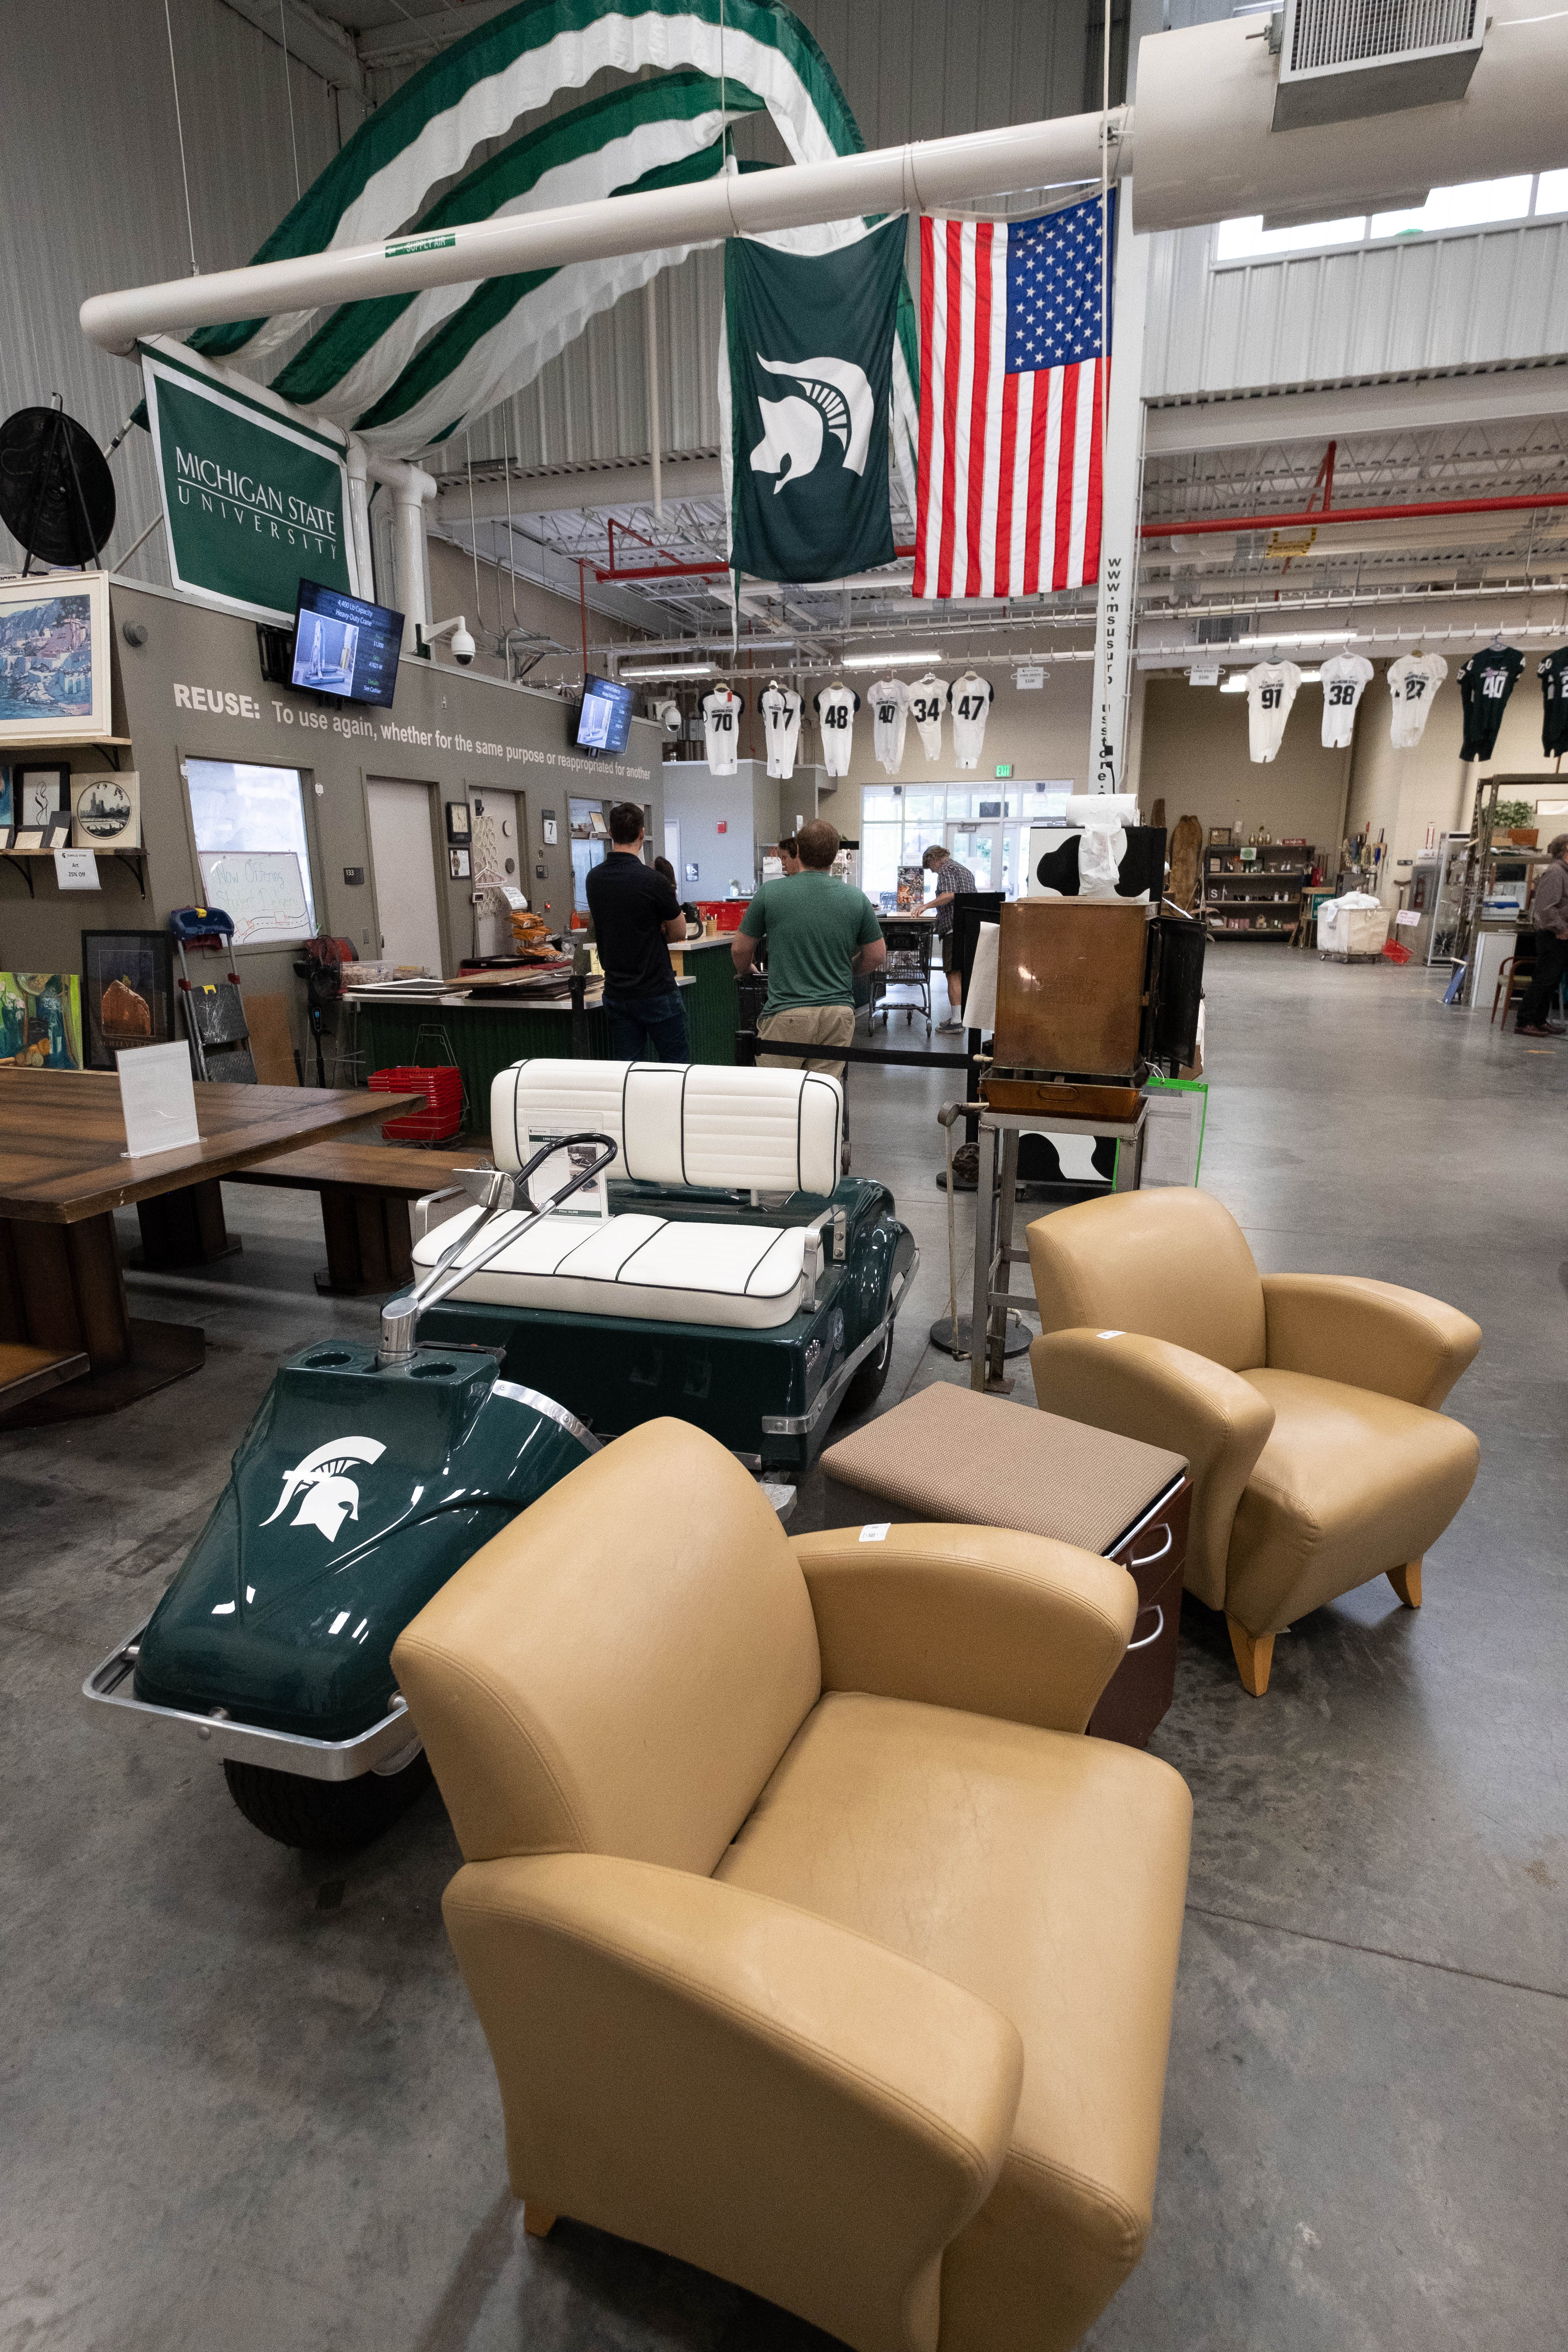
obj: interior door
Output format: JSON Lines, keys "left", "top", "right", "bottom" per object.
{"left": 366, "top": 777, "right": 444, "bottom": 972}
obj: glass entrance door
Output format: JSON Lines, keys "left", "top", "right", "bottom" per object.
{"left": 945, "top": 824, "right": 998, "bottom": 894}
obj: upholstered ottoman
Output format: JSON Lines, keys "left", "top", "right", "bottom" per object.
{"left": 820, "top": 1383, "right": 1190, "bottom": 1747}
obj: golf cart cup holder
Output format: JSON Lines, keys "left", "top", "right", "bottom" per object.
{"left": 378, "top": 1131, "right": 617, "bottom": 1366}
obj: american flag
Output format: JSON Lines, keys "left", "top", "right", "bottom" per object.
{"left": 913, "top": 191, "right": 1112, "bottom": 601}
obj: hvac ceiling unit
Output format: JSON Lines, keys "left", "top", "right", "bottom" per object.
{"left": 1272, "top": 0, "right": 1485, "bottom": 131}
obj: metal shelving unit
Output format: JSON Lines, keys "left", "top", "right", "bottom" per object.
{"left": 1203, "top": 844, "right": 1316, "bottom": 940}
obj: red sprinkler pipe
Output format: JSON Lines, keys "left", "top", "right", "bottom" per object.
{"left": 1145, "top": 491, "right": 1568, "bottom": 538}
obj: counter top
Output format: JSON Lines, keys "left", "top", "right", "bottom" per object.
{"left": 345, "top": 976, "right": 694, "bottom": 1011}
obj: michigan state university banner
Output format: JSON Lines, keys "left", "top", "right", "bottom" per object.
{"left": 724, "top": 216, "right": 904, "bottom": 584}
{"left": 140, "top": 337, "right": 360, "bottom": 624}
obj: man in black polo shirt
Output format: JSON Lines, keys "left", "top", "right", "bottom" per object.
{"left": 584, "top": 802, "right": 690, "bottom": 1060}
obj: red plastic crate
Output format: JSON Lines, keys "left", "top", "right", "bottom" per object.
{"left": 369, "top": 1063, "right": 463, "bottom": 1141}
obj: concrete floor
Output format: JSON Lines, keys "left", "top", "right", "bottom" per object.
{"left": 3, "top": 951, "right": 1565, "bottom": 2352}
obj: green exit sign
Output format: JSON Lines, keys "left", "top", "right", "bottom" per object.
{"left": 994, "top": 763, "right": 1013, "bottom": 779}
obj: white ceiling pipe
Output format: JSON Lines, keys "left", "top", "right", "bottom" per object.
{"left": 79, "top": 109, "right": 1125, "bottom": 356}
{"left": 367, "top": 456, "right": 437, "bottom": 644}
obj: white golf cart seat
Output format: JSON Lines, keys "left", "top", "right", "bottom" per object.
{"left": 409, "top": 1061, "right": 845, "bottom": 1334}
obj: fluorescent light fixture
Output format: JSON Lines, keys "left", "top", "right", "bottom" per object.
{"left": 843, "top": 650, "right": 942, "bottom": 669}
{"left": 1235, "top": 630, "right": 1356, "bottom": 648}
{"left": 620, "top": 661, "right": 715, "bottom": 680}
{"left": 1297, "top": 667, "right": 1323, "bottom": 684}
{"left": 1219, "top": 673, "right": 1249, "bottom": 693}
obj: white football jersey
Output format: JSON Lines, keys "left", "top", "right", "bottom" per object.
{"left": 1318, "top": 653, "right": 1374, "bottom": 749}
{"left": 869, "top": 677, "right": 910, "bottom": 775}
{"left": 908, "top": 675, "right": 949, "bottom": 760}
{"left": 760, "top": 684, "right": 803, "bottom": 780}
{"left": 1387, "top": 652, "right": 1448, "bottom": 749}
{"left": 949, "top": 673, "right": 995, "bottom": 768}
{"left": 701, "top": 686, "right": 744, "bottom": 775}
{"left": 1246, "top": 661, "right": 1303, "bottom": 763}
{"left": 813, "top": 682, "right": 860, "bottom": 777}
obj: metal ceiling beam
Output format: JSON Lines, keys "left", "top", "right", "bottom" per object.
{"left": 212, "top": 0, "right": 366, "bottom": 96}
{"left": 1147, "top": 492, "right": 1568, "bottom": 538}
{"left": 1143, "top": 368, "right": 1568, "bottom": 457}
{"left": 356, "top": 2, "right": 514, "bottom": 65}
{"left": 432, "top": 455, "right": 724, "bottom": 525}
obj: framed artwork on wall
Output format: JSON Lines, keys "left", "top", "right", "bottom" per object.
{"left": 0, "top": 972, "right": 83, "bottom": 1068}
{"left": 0, "top": 571, "right": 112, "bottom": 745}
{"left": 449, "top": 846, "right": 471, "bottom": 880}
{"left": 80, "top": 931, "right": 176, "bottom": 1069}
{"left": 16, "top": 764, "right": 69, "bottom": 827}
{"left": 71, "top": 769, "right": 140, "bottom": 850}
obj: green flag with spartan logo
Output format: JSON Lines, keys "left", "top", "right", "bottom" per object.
{"left": 725, "top": 218, "right": 905, "bottom": 584}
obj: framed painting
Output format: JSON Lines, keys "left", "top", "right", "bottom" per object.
{"left": 80, "top": 931, "right": 175, "bottom": 1070}
{"left": 16, "top": 763, "right": 69, "bottom": 826}
{"left": 0, "top": 570, "right": 112, "bottom": 745}
{"left": 0, "top": 971, "right": 83, "bottom": 1068}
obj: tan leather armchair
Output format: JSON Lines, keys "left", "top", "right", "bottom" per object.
{"left": 393, "top": 1419, "right": 1193, "bottom": 2352}
{"left": 1026, "top": 1188, "right": 1481, "bottom": 1695}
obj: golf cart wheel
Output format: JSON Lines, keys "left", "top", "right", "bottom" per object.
{"left": 222, "top": 1750, "right": 432, "bottom": 1852}
{"left": 841, "top": 1319, "right": 895, "bottom": 1418}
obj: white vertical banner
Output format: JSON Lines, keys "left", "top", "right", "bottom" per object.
{"left": 1089, "top": 178, "right": 1149, "bottom": 796}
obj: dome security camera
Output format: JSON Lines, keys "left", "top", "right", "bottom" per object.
{"left": 421, "top": 613, "right": 477, "bottom": 666}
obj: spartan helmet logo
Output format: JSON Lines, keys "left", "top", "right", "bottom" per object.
{"left": 749, "top": 355, "right": 875, "bottom": 495}
{"left": 260, "top": 1436, "right": 387, "bottom": 1545}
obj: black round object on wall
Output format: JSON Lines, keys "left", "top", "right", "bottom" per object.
{"left": 0, "top": 404, "right": 116, "bottom": 566}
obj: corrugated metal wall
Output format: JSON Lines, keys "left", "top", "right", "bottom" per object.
{"left": 1143, "top": 215, "right": 1568, "bottom": 399}
{"left": 0, "top": 0, "right": 339, "bottom": 581}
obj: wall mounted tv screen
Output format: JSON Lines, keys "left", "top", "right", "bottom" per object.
{"left": 291, "top": 579, "right": 404, "bottom": 709}
{"left": 575, "top": 674, "right": 635, "bottom": 756}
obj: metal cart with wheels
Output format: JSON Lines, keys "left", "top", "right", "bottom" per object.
{"left": 869, "top": 914, "right": 936, "bottom": 1034}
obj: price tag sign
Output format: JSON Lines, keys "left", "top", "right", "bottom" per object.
{"left": 1187, "top": 665, "right": 1221, "bottom": 686}
{"left": 1014, "top": 666, "right": 1045, "bottom": 691}
{"left": 54, "top": 848, "right": 101, "bottom": 890}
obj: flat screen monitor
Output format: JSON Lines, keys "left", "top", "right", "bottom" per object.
{"left": 291, "top": 579, "right": 403, "bottom": 708}
{"left": 575, "top": 674, "right": 635, "bottom": 755}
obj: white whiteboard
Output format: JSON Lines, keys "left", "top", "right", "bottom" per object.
{"left": 197, "top": 850, "right": 311, "bottom": 947}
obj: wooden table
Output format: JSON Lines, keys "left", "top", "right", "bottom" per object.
{"left": 228, "top": 1138, "right": 483, "bottom": 1297}
{"left": 0, "top": 1069, "right": 416, "bottom": 1421}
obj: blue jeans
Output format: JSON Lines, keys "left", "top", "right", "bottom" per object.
{"left": 604, "top": 989, "right": 690, "bottom": 1062}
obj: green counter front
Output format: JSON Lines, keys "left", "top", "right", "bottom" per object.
{"left": 350, "top": 947, "right": 741, "bottom": 1139}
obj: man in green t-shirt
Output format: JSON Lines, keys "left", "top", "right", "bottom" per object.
{"left": 732, "top": 820, "right": 885, "bottom": 1170}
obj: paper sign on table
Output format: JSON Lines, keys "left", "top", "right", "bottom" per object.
{"left": 54, "top": 848, "right": 100, "bottom": 890}
{"left": 119, "top": 1041, "right": 200, "bottom": 1157}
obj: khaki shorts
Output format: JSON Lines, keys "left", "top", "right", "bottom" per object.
{"left": 756, "top": 1002, "right": 855, "bottom": 1080}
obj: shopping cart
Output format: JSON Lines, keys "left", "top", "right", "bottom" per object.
{"left": 868, "top": 915, "right": 934, "bottom": 1035}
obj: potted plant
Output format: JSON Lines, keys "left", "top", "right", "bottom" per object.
{"left": 1493, "top": 798, "right": 1538, "bottom": 845}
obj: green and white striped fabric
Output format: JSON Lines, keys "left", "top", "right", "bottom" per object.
{"left": 270, "top": 73, "right": 764, "bottom": 437}
{"left": 190, "top": 0, "right": 866, "bottom": 365}
{"left": 352, "top": 135, "right": 739, "bottom": 452}
{"left": 183, "top": 0, "right": 918, "bottom": 497}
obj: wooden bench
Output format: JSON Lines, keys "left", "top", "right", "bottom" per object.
{"left": 0, "top": 1340, "right": 91, "bottom": 1415}
{"left": 135, "top": 1142, "right": 484, "bottom": 1299}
